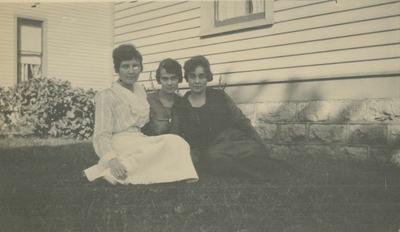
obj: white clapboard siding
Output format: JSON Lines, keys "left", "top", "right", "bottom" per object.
{"left": 115, "top": 2, "right": 196, "bottom": 28}
{"left": 115, "top": 18, "right": 199, "bottom": 45}
{"left": 0, "top": 2, "right": 113, "bottom": 90}
{"left": 115, "top": 2, "right": 184, "bottom": 21}
{"left": 116, "top": 8, "right": 199, "bottom": 35}
{"left": 208, "top": 45, "right": 399, "bottom": 74}
{"left": 138, "top": 2, "right": 399, "bottom": 58}
{"left": 114, "top": 0, "right": 400, "bottom": 100}
{"left": 114, "top": 1, "right": 152, "bottom": 13}
{"left": 129, "top": 1, "right": 399, "bottom": 65}
{"left": 141, "top": 15, "right": 399, "bottom": 67}
{"left": 204, "top": 31, "right": 400, "bottom": 67}
{"left": 132, "top": 1, "right": 396, "bottom": 54}
{"left": 0, "top": 14, "right": 15, "bottom": 87}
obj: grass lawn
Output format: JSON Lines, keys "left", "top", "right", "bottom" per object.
{"left": 0, "top": 138, "right": 400, "bottom": 232}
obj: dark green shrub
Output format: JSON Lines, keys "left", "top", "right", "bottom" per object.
{"left": 0, "top": 77, "right": 96, "bottom": 139}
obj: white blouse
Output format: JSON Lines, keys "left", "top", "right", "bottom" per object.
{"left": 93, "top": 82, "right": 150, "bottom": 168}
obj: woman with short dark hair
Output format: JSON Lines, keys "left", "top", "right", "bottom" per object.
{"left": 142, "top": 58, "right": 183, "bottom": 136}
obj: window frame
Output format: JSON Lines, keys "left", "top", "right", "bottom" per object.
{"left": 14, "top": 15, "right": 47, "bottom": 84}
{"left": 200, "top": 0, "right": 274, "bottom": 37}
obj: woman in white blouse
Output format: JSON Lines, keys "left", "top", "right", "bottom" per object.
{"left": 83, "top": 44, "right": 198, "bottom": 185}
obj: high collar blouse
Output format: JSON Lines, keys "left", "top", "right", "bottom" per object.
{"left": 93, "top": 82, "right": 150, "bottom": 167}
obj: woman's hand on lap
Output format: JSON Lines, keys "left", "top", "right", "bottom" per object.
{"left": 108, "top": 158, "right": 127, "bottom": 180}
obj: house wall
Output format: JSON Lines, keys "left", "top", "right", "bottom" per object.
{"left": 113, "top": 0, "right": 400, "bottom": 103}
{"left": 113, "top": 0, "right": 400, "bottom": 160}
{"left": 0, "top": 2, "right": 114, "bottom": 90}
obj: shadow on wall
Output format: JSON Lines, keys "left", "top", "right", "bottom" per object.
{"left": 225, "top": 76, "right": 324, "bottom": 104}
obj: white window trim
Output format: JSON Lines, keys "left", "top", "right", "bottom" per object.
{"left": 200, "top": 0, "right": 274, "bottom": 37}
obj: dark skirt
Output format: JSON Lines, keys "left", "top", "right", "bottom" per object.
{"left": 194, "top": 127, "right": 297, "bottom": 181}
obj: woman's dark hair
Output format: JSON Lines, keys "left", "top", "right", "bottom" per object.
{"left": 155, "top": 58, "right": 183, "bottom": 83}
{"left": 183, "top": 55, "right": 213, "bottom": 82}
{"left": 112, "top": 43, "right": 143, "bottom": 73}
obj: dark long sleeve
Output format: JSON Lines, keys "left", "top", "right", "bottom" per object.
{"left": 170, "top": 105, "right": 181, "bottom": 136}
{"left": 224, "top": 92, "right": 265, "bottom": 146}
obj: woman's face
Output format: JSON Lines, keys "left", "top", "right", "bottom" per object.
{"left": 188, "top": 66, "right": 208, "bottom": 94}
{"left": 159, "top": 67, "right": 179, "bottom": 94}
{"left": 118, "top": 59, "right": 141, "bottom": 86}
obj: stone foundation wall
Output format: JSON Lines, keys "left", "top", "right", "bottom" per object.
{"left": 238, "top": 98, "right": 400, "bottom": 162}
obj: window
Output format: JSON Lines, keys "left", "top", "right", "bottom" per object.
{"left": 200, "top": 0, "right": 274, "bottom": 37}
{"left": 17, "top": 18, "right": 44, "bottom": 83}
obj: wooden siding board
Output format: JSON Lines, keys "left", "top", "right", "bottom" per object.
{"left": 275, "top": 0, "right": 397, "bottom": 23}
{"left": 197, "top": 30, "right": 400, "bottom": 67}
{"left": 114, "top": 1, "right": 154, "bottom": 13}
{"left": 115, "top": 1, "right": 183, "bottom": 20}
{"left": 115, "top": 18, "right": 199, "bottom": 44}
{"left": 274, "top": 0, "right": 329, "bottom": 12}
{"left": 215, "top": 28, "right": 400, "bottom": 60}
{"left": 274, "top": 3, "right": 400, "bottom": 33}
{"left": 207, "top": 45, "right": 400, "bottom": 74}
{"left": 222, "top": 59, "right": 400, "bottom": 85}
{"left": 115, "top": 8, "right": 199, "bottom": 36}
{"left": 115, "top": 2, "right": 193, "bottom": 27}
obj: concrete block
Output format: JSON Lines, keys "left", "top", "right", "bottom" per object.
{"left": 305, "top": 145, "right": 337, "bottom": 158}
{"left": 369, "top": 147, "right": 392, "bottom": 163}
{"left": 369, "top": 99, "right": 395, "bottom": 122}
{"left": 298, "top": 101, "right": 330, "bottom": 122}
{"left": 308, "top": 124, "right": 346, "bottom": 143}
{"left": 390, "top": 125, "right": 400, "bottom": 146}
{"left": 348, "top": 124, "right": 388, "bottom": 145}
{"left": 392, "top": 99, "right": 400, "bottom": 120}
{"left": 256, "top": 102, "right": 296, "bottom": 122}
{"left": 338, "top": 146, "right": 368, "bottom": 160}
{"left": 279, "top": 124, "right": 306, "bottom": 142}
{"left": 329, "top": 100, "right": 368, "bottom": 122}
{"left": 256, "top": 123, "right": 278, "bottom": 141}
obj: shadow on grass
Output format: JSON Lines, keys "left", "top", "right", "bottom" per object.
{"left": 1, "top": 141, "right": 400, "bottom": 232}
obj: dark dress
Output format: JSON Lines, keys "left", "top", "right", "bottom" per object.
{"left": 172, "top": 88, "right": 293, "bottom": 180}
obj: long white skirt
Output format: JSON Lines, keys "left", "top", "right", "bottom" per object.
{"left": 83, "top": 132, "right": 199, "bottom": 185}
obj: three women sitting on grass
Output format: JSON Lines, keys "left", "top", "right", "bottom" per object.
{"left": 83, "top": 44, "right": 198, "bottom": 185}
{"left": 84, "top": 43, "right": 292, "bottom": 185}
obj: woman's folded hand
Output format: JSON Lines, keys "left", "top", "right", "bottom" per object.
{"left": 108, "top": 158, "right": 127, "bottom": 180}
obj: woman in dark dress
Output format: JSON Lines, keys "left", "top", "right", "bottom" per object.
{"left": 172, "top": 55, "right": 295, "bottom": 180}
{"left": 142, "top": 58, "right": 183, "bottom": 136}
